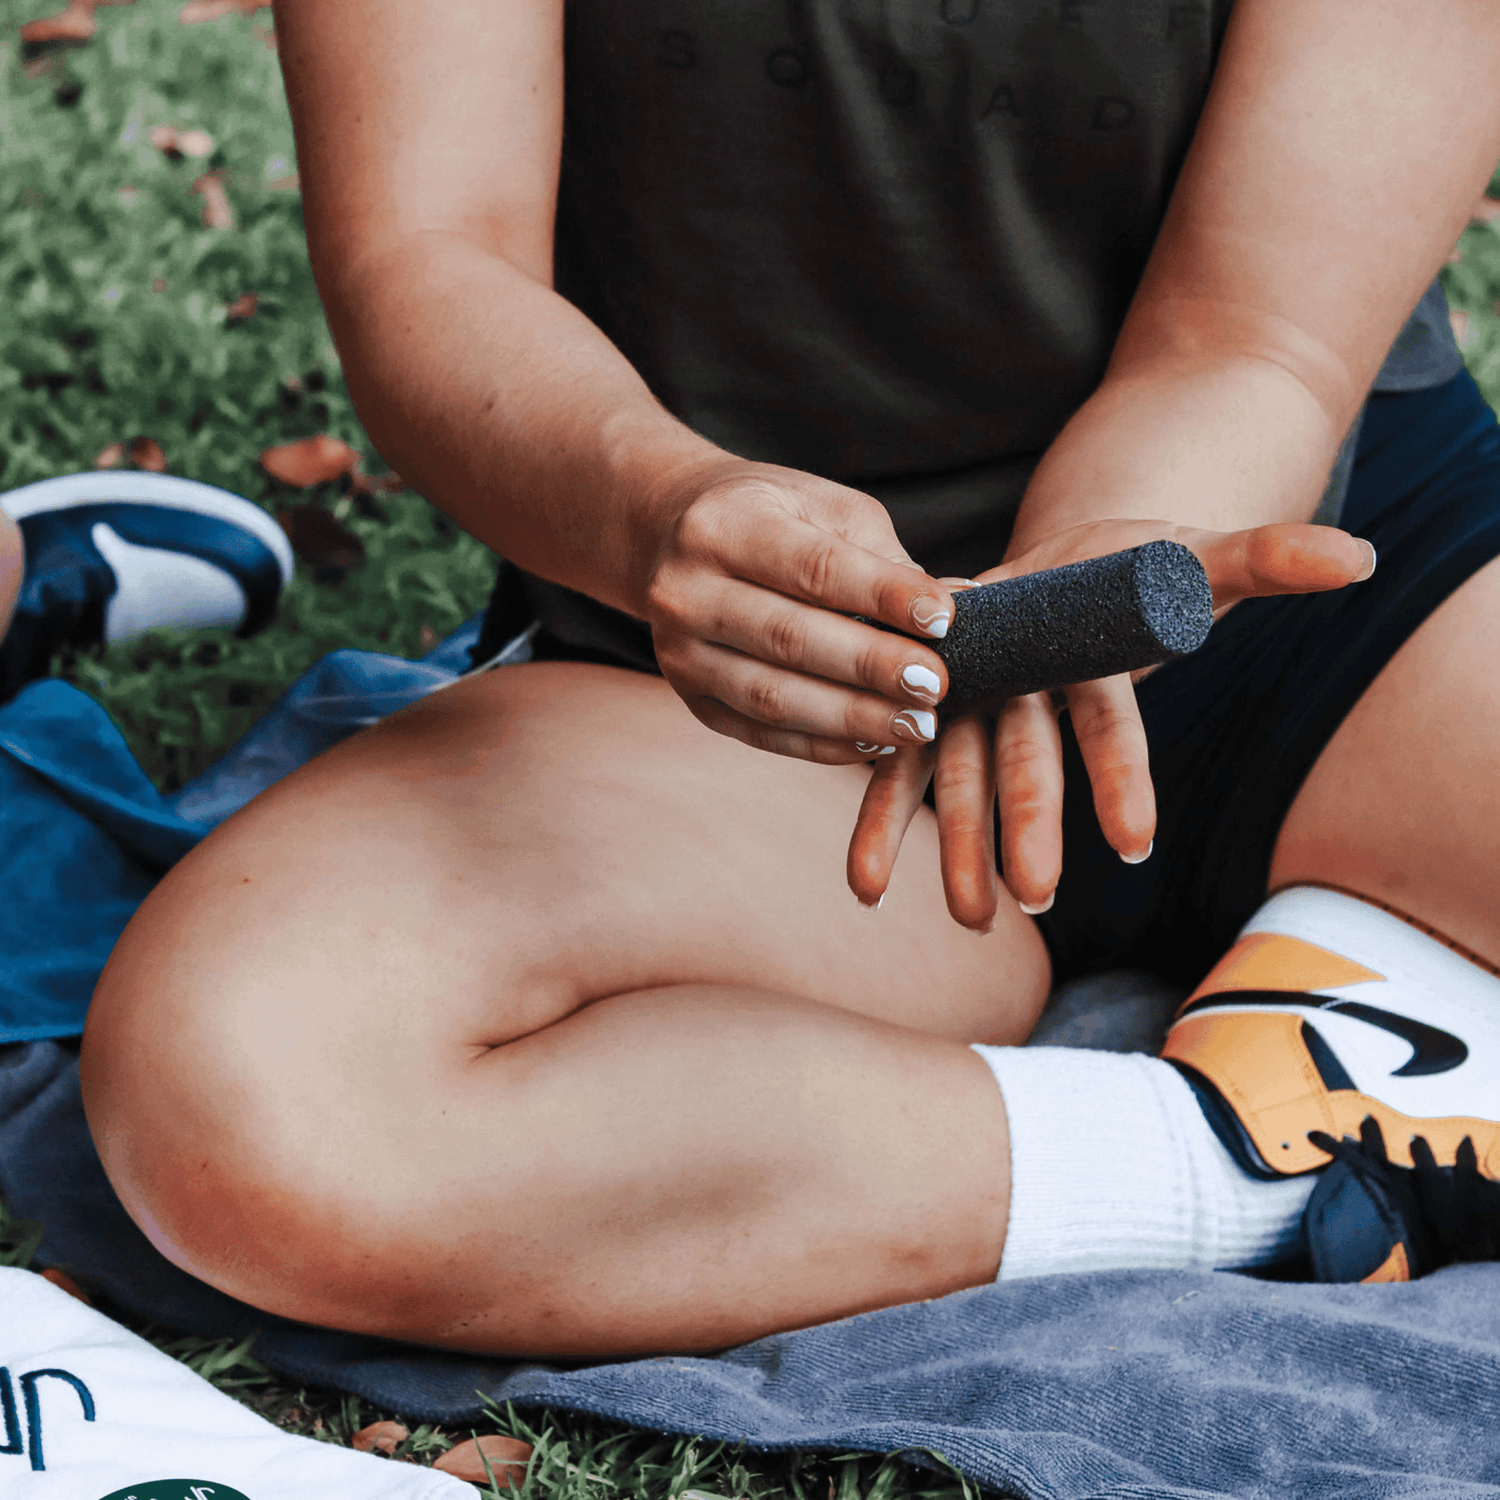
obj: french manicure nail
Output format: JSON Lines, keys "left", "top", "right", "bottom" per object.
{"left": 900, "top": 663, "right": 942, "bottom": 702}
{"left": 1019, "top": 893, "right": 1055, "bottom": 916}
{"left": 892, "top": 709, "right": 936, "bottom": 742}
{"left": 910, "top": 596, "right": 952, "bottom": 639}
{"left": 1120, "top": 839, "right": 1154, "bottom": 865}
{"left": 857, "top": 892, "right": 886, "bottom": 911}
{"left": 1354, "top": 540, "right": 1377, "bottom": 582}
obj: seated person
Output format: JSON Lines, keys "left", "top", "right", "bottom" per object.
{"left": 77, "top": 0, "right": 1500, "bottom": 1358}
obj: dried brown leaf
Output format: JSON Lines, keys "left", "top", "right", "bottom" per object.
{"left": 178, "top": 0, "right": 259, "bottom": 21}
{"left": 94, "top": 441, "right": 124, "bottom": 470}
{"left": 152, "top": 124, "right": 214, "bottom": 159}
{"left": 276, "top": 505, "right": 366, "bottom": 573}
{"left": 127, "top": 436, "right": 167, "bottom": 472}
{"left": 351, "top": 1420, "right": 409, "bottom": 1455}
{"left": 348, "top": 468, "right": 403, "bottom": 497}
{"left": 191, "top": 171, "right": 235, "bottom": 230}
{"left": 261, "top": 434, "right": 360, "bottom": 487}
{"left": 40, "top": 1268, "right": 92, "bottom": 1305}
{"left": 225, "top": 291, "right": 258, "bottom": 321}
{"left": 20, "top": 4, "right": 95, "bottom": 43}
{"left": 433, "top": 1435, "right": 533, "bottom": 1487}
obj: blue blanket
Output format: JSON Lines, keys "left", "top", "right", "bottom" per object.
{"left": 3, "top": 639, "right": 1500, "bottom": 1500}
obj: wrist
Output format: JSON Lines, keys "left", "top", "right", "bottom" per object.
{"left": 1008, "top": 352, "right": 1344, "bottom": 557}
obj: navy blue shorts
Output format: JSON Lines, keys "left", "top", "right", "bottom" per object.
{"left": 475, "top": 371, "right": 1500, "bottom": 988}
{"left": 1038, "top": 369, "right": 1500, "bottom": 986}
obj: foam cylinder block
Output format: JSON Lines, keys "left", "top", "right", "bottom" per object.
{"left": 933, "top": 540, "right": 1213, "bottom": 717}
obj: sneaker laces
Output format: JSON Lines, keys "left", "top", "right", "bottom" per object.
{"left": 1308, "top": 1117, "right": 1500, "bottom": 1275}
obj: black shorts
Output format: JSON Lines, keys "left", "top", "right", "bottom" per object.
{"left": 473, "top": 371, "right": 1500, "bottom": 988}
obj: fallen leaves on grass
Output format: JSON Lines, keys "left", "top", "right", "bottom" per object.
{"left": 19, "top": 0, "right": 131, "bottom": 44}
{"left": 178, "top": 0, "right": 261, "bottom": 21}
{"left": 266, "top": 172, "right": 300, "bottom": 192}
{"left": 351, "top": 1420, "right": 409, "bottom": 1455}
{"left": 150, "top": 123, "right": 215, "bottom": 159}
{"left": 95, "top": 436, "right": 168, "bottom": 471}
{"left": 226, "top": 291, "right": 258, "bottom": 321}
{"left": 191, "top": 171, "right": 235, "bottom": 229}
{"left": 277, "top": 504, "right": 366, "bottom": 573}
{"left": 262, "top": 433, "right": 360, "bottom": 486}
{"left": 40, "top": 1268, "right": 92, "bottom": 1304}
{"left": 20, "top": 2, "right": 95, "bottom": 44}
{"left": 434, "top": 1435, "right": 533, "bottom": 1487}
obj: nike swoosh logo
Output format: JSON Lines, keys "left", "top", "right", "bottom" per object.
{"left": 1179, "top": 989, "right": 1469, "bottom": 1078}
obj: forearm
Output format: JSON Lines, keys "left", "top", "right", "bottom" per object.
{"left": 1012, "top": 0, "right": 1500, "bottom": 551}
{"left": 317, "top": 232, "right": 728, "bottom": 618}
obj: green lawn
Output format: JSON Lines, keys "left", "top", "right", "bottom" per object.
{"left": 6, "top": 0, "right": 1500, "bottom": 1491}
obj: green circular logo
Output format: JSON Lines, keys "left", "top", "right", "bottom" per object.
{"left": 95, "top": 1483, "right": 252, "bottom": 1500}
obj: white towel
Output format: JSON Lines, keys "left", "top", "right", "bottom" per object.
{"left": 0, "top": 1268, "right": 471, "bottom": 1499}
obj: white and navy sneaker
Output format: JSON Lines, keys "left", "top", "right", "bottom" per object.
{"left": 1161, "top": 884, "right": 1500, "bottom": 1282}
{"left": 0, "top": 470, "right": 295, "bottom": 700}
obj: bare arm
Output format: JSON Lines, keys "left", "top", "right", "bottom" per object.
{"left": 1010, "top": 0, "right": 1500, "bottom": 549}
{"left": 273, "top": 0, "right": 960, "bottom": 765}
{"left": 856, "top": 0, "right": 1500, "bottom": 922}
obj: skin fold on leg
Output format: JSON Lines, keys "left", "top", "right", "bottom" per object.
{"left": 1272, "top": 553, "right": 1500, "bottom": 969}
{"left": 81, "top": 662, "right": 1050, "bottom": 1357}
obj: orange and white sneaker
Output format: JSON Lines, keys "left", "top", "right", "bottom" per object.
{"left": 1161, "top": 885, "right": 1500, "bottom": 1282}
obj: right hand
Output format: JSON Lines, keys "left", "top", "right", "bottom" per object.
{"left": 642, "top": 458, "right": 960, "bottom": 764}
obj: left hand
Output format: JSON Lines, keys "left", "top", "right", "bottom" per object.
{"left": 845, "top": 517, "right": 1375, "bottom": 929}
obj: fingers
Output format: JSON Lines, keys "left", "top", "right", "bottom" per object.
{"left": 993, "top": 692, "right": 1065, "bottom": 912}
{"left": 847, "top": 744, "right": 936, "bottom": 905}
{"left": 668, "top": 639, "right": 941, "bottom": 749}
{"left": 685, "top": 694, "right": 891, "bottom": 766}
{"left": 933, "top": 715, "right": 999, "bottom": 931}
{"left": 1195, "top": 523, "right": 1376, "bottom": 607}
{"left": 1065, "top": 674, "right": 1155, "bottom": 864}
{"left": 671, "top": 495, "right": 956, "bottom": 640}
{"left": 655, "top": 587, "right": 949, "bottom": 736}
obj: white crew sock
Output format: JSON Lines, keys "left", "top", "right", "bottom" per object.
{"left": 972, "top": 1044, "right": 1314, "bottom": 1279}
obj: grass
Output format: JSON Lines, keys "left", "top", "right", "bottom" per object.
{"left": 6, "top": 0, "right": 1500, "bottom": 1492}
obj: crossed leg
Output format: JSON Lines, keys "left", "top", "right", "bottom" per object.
{"left": 80, "top": 554, "right": 1500, "bottom": 1357}
{"left": 81, "top": 662, "right": 1049, "bottom": 1356}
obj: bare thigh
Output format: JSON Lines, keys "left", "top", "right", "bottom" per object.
{"left": 82, "top": 661, "right": 1047, "bottom": 1355}
{"left": 1272, "top": 553, "right": 1500, "bottom": 965}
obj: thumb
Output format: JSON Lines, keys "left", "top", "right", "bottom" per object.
{"left": 1199, "top": 523, "right": 1377, "bottom": 607}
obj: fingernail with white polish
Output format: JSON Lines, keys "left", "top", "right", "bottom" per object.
{"left": 910, "top": 597, "right": 952, "bottom": 639}
{"left": 1019, "top": 893, "right": 1055, "bottom": 916}
{"left": 900, "top": 663, "right": 942, "bottom": 702}
{"left": 855, "top": 741, "right": 880, "bottom": 754}
{"left": 1120, "top": 839, "right": 1154, "bottom": 865}
{"left": 1355, "top": 540, "right": 1377, "bottom": 582}
{"left": 878, "top": 745, "right": 897, "bottom": 755}
{"left": 857, "top": 892, "right": 886, "bottom": 911}
{"left": 892, "top": 709, "right": 936, "bottom": 742}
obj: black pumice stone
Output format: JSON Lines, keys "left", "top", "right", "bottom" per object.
{"left": 934, "top": 540, "right": 1213, "bottom": 717}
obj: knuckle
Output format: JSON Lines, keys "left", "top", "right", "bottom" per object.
{"left": 791, "top": 538, "right": 841, "bottom": 600}
{"left": 743, "top": 670, "right": 789, "bottom": 725}
{"left": 761, "top": 606, "right": 808, "bottom": 666}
